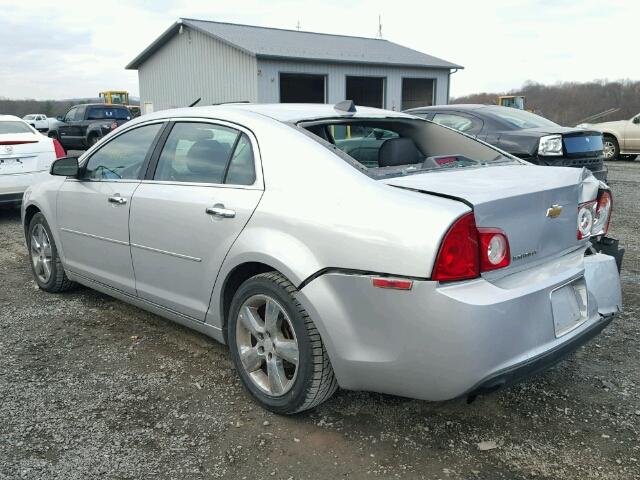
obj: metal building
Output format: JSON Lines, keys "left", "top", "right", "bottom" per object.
{"left": 126, "top": 18, "right": 463, "bottom": 113}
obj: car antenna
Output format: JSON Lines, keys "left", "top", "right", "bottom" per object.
{"left": 188, "top": 97, "right": 202, "bottom": 107}
{"left": 334, "top": 100, "right": 356, "bottom": 113}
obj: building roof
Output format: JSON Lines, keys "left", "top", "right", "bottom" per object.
{"left": 126, "top": 18, "right": 463, "bottom": 70}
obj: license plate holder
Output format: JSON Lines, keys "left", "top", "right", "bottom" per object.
{"left": 551, "top": 277, "right": 588, "bottom": 337}
{"left": 0, "top": 158, "right": 22, "bottom": 172}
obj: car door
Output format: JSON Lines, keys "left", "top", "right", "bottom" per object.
{"left": 57, "top": 121, "right": 166, "bottom": 295}
{"left": 129, "top": 120, "right": 263, "bottom": 320}
{"left": 57, "top": 107, "right": 78, "bottom": 148}
{"left": 624, "top": 115, "right": 640, "bottom": 151}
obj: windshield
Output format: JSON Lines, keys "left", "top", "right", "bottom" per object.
{"left": 486, "top": 107, "right": 558, "bottom": 129}
{"left": 301, "top": 118, "right": 517, "bottom": 178}
{"left": 0, "top": 121, "right": 34, "bottom": 134}
{"left": 23, "top": 115, "right": 36, "bottom": 120}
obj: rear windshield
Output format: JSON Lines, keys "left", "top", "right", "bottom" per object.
{"left": 0, "top": 121, "right": 34, "bottom": 134}
{"left": 300, "top": 117, "right": 518, "bottom": 179}
{"left": 485, "top": 107, "right": 558, "bottom": 129}
{"left": 87, "top": 107, "right": 131, "bottom": 121}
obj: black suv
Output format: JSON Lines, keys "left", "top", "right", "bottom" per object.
{"left": 48, "top": 104, "right": 132, "bottom": 151}
{"left": 406, "top": 104, "right": 607, "bottom": 182}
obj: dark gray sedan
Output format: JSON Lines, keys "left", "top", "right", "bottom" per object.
{"left": 406, "top": 104, "right": 608, "bottom": 181}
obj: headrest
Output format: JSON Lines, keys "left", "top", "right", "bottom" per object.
{"left": 185, "top": 139, "right": 229, "bottom": 176}
{"left": 378, "top": 137, "right": 423, "bottom": 167}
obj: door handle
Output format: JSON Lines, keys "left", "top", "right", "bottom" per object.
{"left": 108, "top": 195, "right": 127, "bottom": 205}
{"left": 206, "top": 204, "right": 235, "bottom": 218}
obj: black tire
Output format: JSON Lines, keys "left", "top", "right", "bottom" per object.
{"left": 228, "top": 272, "right": 337, "bottom": 414}
{"left": 27, "top": 213, "right": 76, "bottom": 293}
{"left": 88, "top": 134, "right": 99, "bottom": 147}
{"left": 48, "top": 131, "right": 58, "bottom": 140}
{"left": 603, "top": 136, "right": 619, "bottom": 161}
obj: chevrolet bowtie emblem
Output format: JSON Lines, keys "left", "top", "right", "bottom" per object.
{"left": 546, "top": 205, "right": 563, "bottom": 218}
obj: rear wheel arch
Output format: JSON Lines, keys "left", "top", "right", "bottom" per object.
{"left": 23, "top": 204, "right": 41, "bottom": 237}
{"left": 221, "top": 261, "right": 280, "bottom": 341}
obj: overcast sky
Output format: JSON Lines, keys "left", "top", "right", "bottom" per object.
{"left": 1, "top": 0, "right": 637, "bottom": 100}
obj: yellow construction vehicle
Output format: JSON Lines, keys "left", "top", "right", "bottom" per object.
{"left": 99, "top": 90, "right": 141, "bottom": 117}
{"left": 497, "top": 95, "right": 526, "bottom": 110}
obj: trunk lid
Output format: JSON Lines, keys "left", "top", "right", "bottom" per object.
{"left": 383, "top": 164, "right": 597, "bottom": 272}
{"left": 0, "top": 133, "right": 51, "bottom": 175}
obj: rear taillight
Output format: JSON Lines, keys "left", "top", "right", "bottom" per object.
{"left": 593, "top": 190, "right": 612, "bottom": 237}
{"left": 478, "top": 228, "right": 510, "bottom": 271}
{"left": 53, "top": 139, "right": 66, "bottom": 159}
{"left": 577, "top": 189, "right": 612, "bottom": 240}
{"left": 432, "top": 213, "right": 511, "bottom": 282}
{"left": 432, "top": 213, "right": 480, "bottom": 281}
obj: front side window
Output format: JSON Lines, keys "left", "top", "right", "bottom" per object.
{"left": 64, "top": 108, "right": 78, "bottom": 123}
{"left": 83, "top": 123, "right": 162, "bottom": 180}
{"left": 154, "top": 122, "right": 256, "bottom": 185}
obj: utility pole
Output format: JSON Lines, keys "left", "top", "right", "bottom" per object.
{"left": 377, "top": 15, "right": 383, "bottom": 38}
{"left": 296, "top": 20, "right": 301, "bottom": 31}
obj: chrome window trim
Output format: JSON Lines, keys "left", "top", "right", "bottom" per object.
{"left": 148, "top": 117, "right": 264, "bottom": 189}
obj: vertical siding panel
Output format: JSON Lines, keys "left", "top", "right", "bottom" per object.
{"left": 138, "top": 27, "right": 257, "bottom": 111}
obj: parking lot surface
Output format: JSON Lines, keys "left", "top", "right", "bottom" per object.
{"left": 1, "top": 161, "right": 639, "bottom": 480}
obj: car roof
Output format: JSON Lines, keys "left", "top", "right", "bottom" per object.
{"left": 73, "top": 103, "right": 131, "bottom": 108}
{"left": 138, "top": 103, "right": 416, "bottom": 124}
{"left": 0, "top": 115, "right": 24, "bottom": 122}
{"left": 405, "top": 104, "right": 489, "bottom": 112}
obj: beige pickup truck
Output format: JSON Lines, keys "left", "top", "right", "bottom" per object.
{"left": 580, "top": 114, "right": 640, "bottom": 160}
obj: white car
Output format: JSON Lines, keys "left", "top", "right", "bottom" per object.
{"left": 0, "top": 115, "right": 66, "bottom": 206}
{"left": 22, "top": 114, "right": 55, "bottom": 133}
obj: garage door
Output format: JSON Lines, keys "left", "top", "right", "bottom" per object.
{"left": 402, "top": 78, "right": 434, "bottom": 110}
{"left": 346, "top": 76, "right": 385, "bottom": 108}
{"left": 280, "top": 73, "right": 326, "bottom": 103}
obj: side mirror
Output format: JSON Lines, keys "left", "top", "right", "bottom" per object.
{"left": 633, "top": 116, "right": 640, "bottom": 124}
{"left": 50, "top": 156, "right": 79, "bottom": 177}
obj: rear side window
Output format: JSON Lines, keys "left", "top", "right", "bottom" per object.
{"left": 83, "top": 123, "right": 162, "bottom": 180}
{"left": 432, "top": 113, "right": 479, "bottom": 134}
{"left": 87, "top": 107, "right": 131, "bottom": 121}
{"left": 225, "top": 134, "right": 256, "bottom": 185}
{"left": 0, "top": 121, "right": 33, "bottom": 134}
{"left": 154, "top": 122, "right": 256, "bottom": 185}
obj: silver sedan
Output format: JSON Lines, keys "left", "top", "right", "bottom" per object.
{"left": 21, "top": 102, "right": 623, "bottom": 414}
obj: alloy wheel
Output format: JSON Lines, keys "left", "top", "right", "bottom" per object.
{"left": 603, "top": 141, "right": 616, "bottom": 160}
{"left": 30, "top": 224, "right": 53, "bottom": 283}
{"left": 235, "top": 294, "right": 299, "bottom": 396}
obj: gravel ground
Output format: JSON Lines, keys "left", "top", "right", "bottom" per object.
{"left": 1, "top": 161, "right": 639, "bottom": 480}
